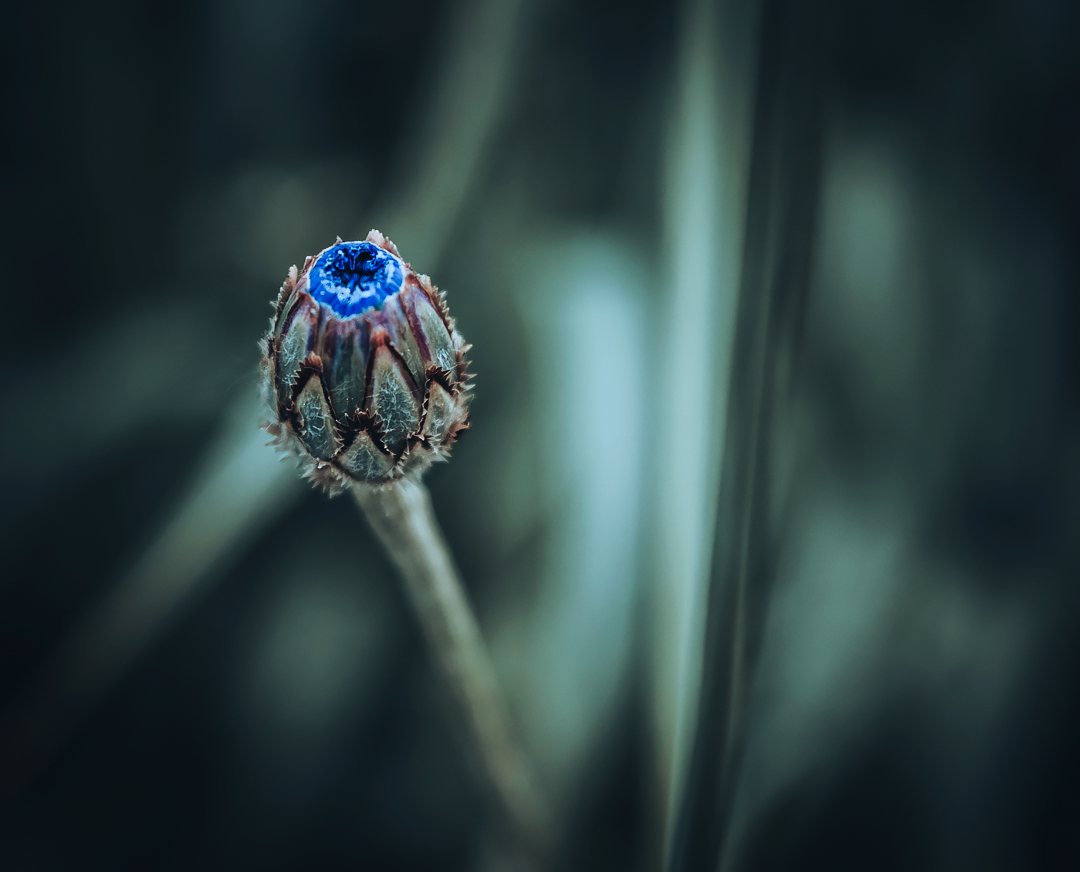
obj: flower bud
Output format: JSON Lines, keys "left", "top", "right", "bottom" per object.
{"left": 261, "top": 230, "right": 472, "bottom": 491}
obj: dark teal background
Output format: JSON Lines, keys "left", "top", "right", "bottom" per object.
{"left": 1, "top": 0, "right": 1078, "bottom": 870}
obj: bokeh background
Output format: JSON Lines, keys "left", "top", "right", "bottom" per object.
{"left": 2, "top": 0, "right": 1079, "bottom": 869}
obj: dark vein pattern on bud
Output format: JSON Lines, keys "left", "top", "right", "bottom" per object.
{"left": 308, "top": 241, "right": 403, "bottom": 316}
{"left": 261, "top": 230, "right": 472, "bottom": 491}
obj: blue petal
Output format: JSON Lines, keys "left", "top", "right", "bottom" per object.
{"left": 308, "top": 241, "right": 404, "bottom": 317}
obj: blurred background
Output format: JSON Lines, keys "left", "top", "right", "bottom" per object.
{"left": 1, "top": 0, "right": 1078, "bottom": 869}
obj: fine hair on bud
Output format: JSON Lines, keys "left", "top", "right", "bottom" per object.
{"left": 261, "top": 230, "right": 472, "bottom": 492}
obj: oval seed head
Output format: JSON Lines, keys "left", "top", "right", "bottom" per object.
{"left": 261, "top": 230, "right": 472, "bottom": 492}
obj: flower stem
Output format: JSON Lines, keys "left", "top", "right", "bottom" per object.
{"left": 352, "top": 479, "right": 549, "bottom": 853}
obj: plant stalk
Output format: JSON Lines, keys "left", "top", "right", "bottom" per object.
{"left": 352, "top": 478, "right": 548, "bottom": 852}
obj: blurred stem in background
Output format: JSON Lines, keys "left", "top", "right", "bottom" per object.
{"left": 379, "top": 0, "right": 531, "bottom": 266}
{"left": 0, "top": 393, "right": 296, "bottom": 788}
{"left": 667, "top": 0, "right": 826, "bottom": 869}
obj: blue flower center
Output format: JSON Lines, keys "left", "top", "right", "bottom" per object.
{"left": 308, "top": 241, "right": 404, "bottom": 317}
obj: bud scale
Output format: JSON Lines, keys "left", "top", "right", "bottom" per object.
{"left": 261, "top": 230, "right": 471, "bottom": 492}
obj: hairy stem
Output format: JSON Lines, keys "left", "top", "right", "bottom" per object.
{"left": 353, "top": 479, "right": 548, "bottom": 852}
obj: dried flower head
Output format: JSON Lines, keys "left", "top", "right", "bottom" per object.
{"left": 261, "top": 230, "right": 472, "bottom": 492}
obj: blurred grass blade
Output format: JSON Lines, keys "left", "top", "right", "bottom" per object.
{"left": 667, "top": 0, "right": 827, "bottom": 869}
{"left": 375, "top": 0, "right": 534, "bottom": 268}
{"left": 0, "top": 300, "right": 243, "bottom": 525}
{"left": 650, "top": 0, "right": 761, "bottom": 852}
{"left": 2, "top": 393, "right": 301, "bottom": 787}
{"left": 503, "top": 235, "right": 647, "bottom": 817}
